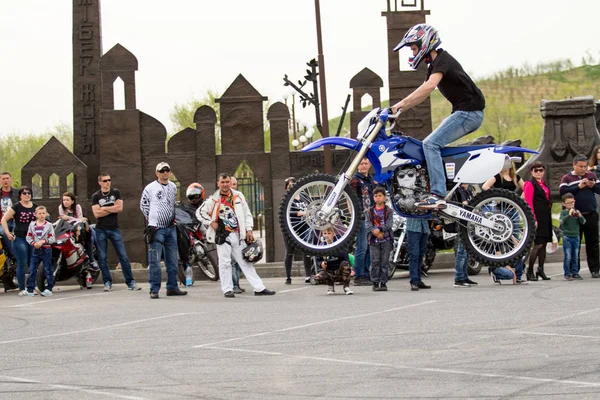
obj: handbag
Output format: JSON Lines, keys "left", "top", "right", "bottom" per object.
{"left": 546, "top": 230, "right": 558, "bottom": 254}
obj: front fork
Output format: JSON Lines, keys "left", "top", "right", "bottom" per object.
{"left": 318, "top": 119, "right": 385, "bottom": 217}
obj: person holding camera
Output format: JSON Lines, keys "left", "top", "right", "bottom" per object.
{"left": 559, "top": 154, "right": 600, "bottom": 278}
{"left": 197, "top": 173, "right": 275, "bottom": 298}
{"left": 559, "top": 193, "right": 586, "bottom": 280}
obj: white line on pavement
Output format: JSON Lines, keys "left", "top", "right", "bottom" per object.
{"left": 193, "top": 300, "right": 436, "bottom": 348}
{"left": 0, "top": 375, "right": 148, "bottom": 399}
{"left": 0, "top": 313, "right": 192, "bottom": 345}
{"left": 520, "top": 331, "right": 600, "bottom": 340}
{"left": 277, "top": 287, "right": 312, "bottom": 294}
{"left": 2, "top": 292, "right": 109, "bottom": 308}
{"left": 204, "top": 346, "right": 600, "bottom": 388}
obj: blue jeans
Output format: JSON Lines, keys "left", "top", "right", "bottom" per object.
{"left": 95, "top": 228, "right": 134, "bottom": 286}
{"left": 0, "top": 221, "right": 15, "bottom": 260}
{"left": 147, "top": 227, "right": 179, "bottom": 293}
{"left": 232, "top": 261, "right": 242, "bottom": 287}
{"left": 13, "top": 236, "right": 32, "bottom": 290}
{"left": 423, "top": 110, "right": 484, "bottom": 197}
{"left": 563, "top": 235, "right": 580, "bottom": 276}
{"left": 353, "top": 220, "right": 371, "bottom": 279}
{"left": 407, "top": 230, "right": 428, "bottom": 284}
{"left": 28, "top": 247, "right": 53, "bottom": 292}
{"left": 455, "top": 238, "right": 469, "bottom": 281}
{"left": 493, "top": 267, "right": 514, "bottom": 280}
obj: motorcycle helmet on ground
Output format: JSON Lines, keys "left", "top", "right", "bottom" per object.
{"left": 186, "top": 183, "right": 205, "bottom": 206}
{"left": 242, "top": 240, "right": 263, "bottom": 263}
{"left": 393, "top": 24, "right": 442, "bottom": 69}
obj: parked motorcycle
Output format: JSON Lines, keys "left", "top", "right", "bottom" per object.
{"left": 175, "top": 203, "right": 219, "bottom": 285}
{"left": 36, "top": 220, "right": 100, "bottom": 291}
{"left": 280, "top": 108, "right": 536, "bottom": 268}
{"left": 0, "top": 235, "right": 18, "bottom": 292}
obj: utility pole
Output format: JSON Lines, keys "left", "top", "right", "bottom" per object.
{"left": 314, "top": 0, "right": 332, "bottom": 174}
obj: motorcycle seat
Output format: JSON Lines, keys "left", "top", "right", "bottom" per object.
{"left": 404, "top": 137, "right": 494, "bottom": 157}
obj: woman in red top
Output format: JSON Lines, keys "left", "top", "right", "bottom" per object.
{"left": 523, "top": 161, "right": 553, "bottom": 281}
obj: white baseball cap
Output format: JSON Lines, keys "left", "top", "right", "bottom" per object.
{"left": 156, "top": 162, "right": 171, "bottom": 171}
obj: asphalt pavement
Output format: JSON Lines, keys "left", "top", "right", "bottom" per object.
{"left": 0, "top": 261, "right": 599, "bottom": 399}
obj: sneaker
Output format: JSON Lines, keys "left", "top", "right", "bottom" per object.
{"left": 564, "top": 275, "right": 573, "bottom": 281}
{"left": 516, "top": 279, "right": 529, "bottom": 285}
{"left": 415, "top": 194, "right": 447, "bottom": 210}
{"left": 128, "top": 282, "right": 142, "bottom": 291}
{"left": 149, "top": 292, "right": 159, "bottom": 299}
{"left": 343, "top": 286, "right": 354, "bottom": 295}
{"left": 454, "top": 280, "right": 471, "bottom": 288}
{"left": 592, "top": 272, "right": 600, "bottom": 278}
{"left": 18, "top": 290, "right": 33, "bottom": 297}
{"left": 40, "top": 289, "right": 53, "bottom": 297}
{"left": 410, "top": 283, "right": 419, "bottom": 291}
{"left": 380, "top": 283, "right": 388, "bottom": 291}
{"left": 465, "top": 278, "right": 478, "bottom": 285}
{"left": 326, "top": 286, "right": 335, "bottom": 295}
{"left": 89, "top": 261, "right": 100, "bottom": 272}
{"left": 254, "top": 288, "right": 276, "bottom": 296}
{"left": 417, "top": 281, "right": 431, "bottom": 289}
{"left": 233, "top": 286, "right": 243, "bottom": 294}
{"left": 103, "top": 282, "right": 112, "bottom": 292}
{"left": 224, "top": 291, "right": 235, "bottom": 298}
{"left": 285, "top": 278, "right": 292, "bottom": 285}
{"left": 372, "top": 283, "right": 380, "bottom": 291}
{"left": 166, "top": 288, "right": 188, "bottom": 296}
{"left": 573, "top": 274, "right": 583, "bottom": 280}
{"left": 304, "top": 277, "right": 311, "bottom": 284}
{"left": 491, "top": 274, "right": 501, "bottom": 285}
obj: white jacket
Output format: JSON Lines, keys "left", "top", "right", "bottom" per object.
{"left": 196, "top": 189, "right": 254, "bottom": 244}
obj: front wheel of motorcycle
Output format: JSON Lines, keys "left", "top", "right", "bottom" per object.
{"left": 459, "top": 188, "right": 535, "bottom": 267}
{"left": 279, "top": 174, "right": 361, "bottom": 256}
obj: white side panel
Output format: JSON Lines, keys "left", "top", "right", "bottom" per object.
{"left": 453, "top": 148, "right": 506, "bottom": 184}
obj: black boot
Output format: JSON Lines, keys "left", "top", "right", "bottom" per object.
{"left": 526, "top": 268, "right": 538, "bottom": 281}
{"left": 536, "top": 267, "right": 551, "bottom": 280}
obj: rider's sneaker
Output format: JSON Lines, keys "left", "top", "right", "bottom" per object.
{"left": 103, "top": 282, "right": 112, "bottom": 292}
{"left": 415, "top": 195, "right": 447, "bottom": 210}
{"left": 343, "top": 286, "right": 353, "bottom": 295}
{"left": 40, "top": 289, "right": 53, "bottom": 297}
{"left": 128, "top": 281, "right": 142, "bottom": 291}
{"left": 326, "top": 286, "right": 335, "bottom": 295}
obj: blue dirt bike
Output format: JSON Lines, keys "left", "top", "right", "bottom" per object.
{"left": 279, "top": 108, "right": 536, "bottom": 267}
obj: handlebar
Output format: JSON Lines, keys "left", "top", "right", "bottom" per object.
{"left": 385, "top": 107, "right": 402, "bottom": 132}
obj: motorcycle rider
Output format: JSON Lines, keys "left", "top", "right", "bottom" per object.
{"left": 197, "top": 173, "right": 275, "bottom": 298}
{"left": 186, "top": 183, "right": 205, "bottom": 210}
{"left": 391, "top": 24, "right": 485, "bottom": 209}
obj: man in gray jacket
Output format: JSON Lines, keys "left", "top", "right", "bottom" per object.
{"left": 197, "top": 173, "right": 275, "bottom": 298}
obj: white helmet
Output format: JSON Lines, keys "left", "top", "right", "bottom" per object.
{"left": 393, "top": 24, "right": 442, "bottom": 69}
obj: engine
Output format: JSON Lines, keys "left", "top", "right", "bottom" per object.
{"left": 391, "top": 165, "right": 429, "bottom": 215}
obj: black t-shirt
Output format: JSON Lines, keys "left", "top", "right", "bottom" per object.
{"left": 92, "top": 188, "right": 122, "bottom": 230}
{"left": 12, "top": 202, "right": 38, "bottom": 238}
{"left": 493, "top": 174, "right": 522, "bottom": 192}
{"left": 428, "top": 49, "right": 485, "bottom": 113}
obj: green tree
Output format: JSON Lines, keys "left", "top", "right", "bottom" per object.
{"left": 0, "top": 123, "right": 72, "bottom": 187}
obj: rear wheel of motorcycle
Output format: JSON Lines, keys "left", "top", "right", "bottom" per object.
{"left": 423, "top": 243, "right": 435, "bottom": 273}
{"left": 279, "top": 174, "right": 361, "bottom": 256}
{"left": 459, "top": 188, "right": 535, "bottom": 267}
{"left": 200, "top": 243, "right": 219, "bottom": 281}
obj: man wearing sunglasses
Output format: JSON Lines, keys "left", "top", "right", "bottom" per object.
{"left": 140, "top": 162, "right": 187, "bottom": 299}
{"left": 92, "top": 173, "right": 141, "bottom": 291}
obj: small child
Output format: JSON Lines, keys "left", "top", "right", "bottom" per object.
{"left": 25, "top": 206, "right": 56, "bottom": 296}
{"left": 313, "top": 228, "right": 353, "bottom": 295}
{"left": 559, "top": 193, "right": 585, "bottom": 280}
{"left": 365, "top": 187, "right": 394, "bottom": 291}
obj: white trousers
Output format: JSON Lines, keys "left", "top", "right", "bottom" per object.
{"left": 216, "top": 232, "right": 266, "bottom": 294}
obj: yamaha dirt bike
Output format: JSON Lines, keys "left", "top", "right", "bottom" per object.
{"left": 279, "top": 108, "right": 536, "bottom": 267}
{"left": 175, "top": 203, "right": 219, "bottom": 284}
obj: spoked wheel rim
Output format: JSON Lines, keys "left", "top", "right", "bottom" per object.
{"left": 467, "top": 196, "right": 529, "bottom": 260}
{"left": 285, "top": 180, "right": 356, "bottom": 252}
{"left": 199, "top": 261, "right": 217, "bottom": 280}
